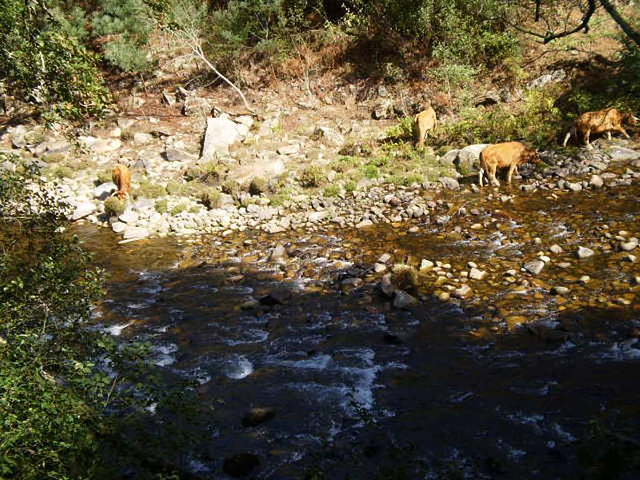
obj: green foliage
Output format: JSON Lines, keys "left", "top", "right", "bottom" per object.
{"left": 96, "top": 168, "right": 114, "bottom": 185}
{"left": 135, "top": 180, "right": 167, "bottom": 199}
{"left": 386, "top": 116, "right": 415, "bottom": 143}
{"left": 299, "top": 166, "right": 325, "bottom": 188}
{"left": 198, "top": 187, "right": 221, "bottom": 209}
{"left": 0, "top": 156, "right": 105, "bottom": 477}
{"left": 0, "top": 1, "right": 110, "bottom": 118}
{"left": 434, "top": 87, "right": 564, "bottom": 148}
{"left": 222, "top": 179, "right": 241, "bottom": 197}
{"left": 170, "top": 201, "right": 188, "bottom": 215}
{"left": 184, "top": 161, "right": 220, "bottom": 185}
{"left": 362, "top": 164, "right": 380, "bottom": 179}
{"left": 52, "top": 165, "right": 74, "bottom": 179}
{"left": 155, "top": 198, "right": 169, "bottom": 213}
{"left": 249, "top": 176, "right": 267, "bottom": 195}
{"left": 104, "top": 196, "right": 126, "bottom": 216}
{"left": 92, "top": 0, "right": 154, "bottom": 72}
{"left": 323, "top": 184, "right": 340, "bottom": 197}
{"left": 350, "top": 0, "right": 519, "bottom": 70}
{"left": 344, "top": 180, "right": 357, "bottom": 192}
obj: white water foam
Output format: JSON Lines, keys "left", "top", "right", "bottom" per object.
{"left": 224, "top": 355, "right": 253, "bottom": 379}
{"left": 104, "top": 321, "right": 134, "bottom": 336}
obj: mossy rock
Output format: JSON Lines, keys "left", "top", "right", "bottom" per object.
{"left": 104, "top": 197, "right": 125, "bottom": 217}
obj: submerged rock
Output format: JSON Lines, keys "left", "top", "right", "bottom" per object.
{"left": 223, "top": 453, "right": 260, "bottom": 478}
{"left": 242, "top": 407, "right": 276, "bottom": 427}
{"left": 393, "top": 289, "right": 419, "bottom": 309}
{"left": 577, "top": 246, "right": 595, "bottom": 259}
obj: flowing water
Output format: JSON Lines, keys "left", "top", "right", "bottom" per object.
{"left": 78, "top": 175, "right": 640, "bottom": 479}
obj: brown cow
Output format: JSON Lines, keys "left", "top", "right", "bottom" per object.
{"left": 414, "top": 106, "right": 437, "bottom": 147}
{"left": 479, "top": 142, "right": 539, "bottom": 187}
{"left": 562, "top": 108, "right": 638, "bottom": 150}
{"left": 112, "top": 164, "right": 131, "bottom": 201}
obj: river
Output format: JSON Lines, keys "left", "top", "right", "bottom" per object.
{"left": 77, "top": 171, "right": 640, "bottom": 479}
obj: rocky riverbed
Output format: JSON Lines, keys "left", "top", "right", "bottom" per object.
{"left": 76, "top": 149, "right": 640, "bottom": 478}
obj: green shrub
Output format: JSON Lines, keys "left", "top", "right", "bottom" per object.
{"left": 199, "top": 188, "right": 221, "bottom": 209}
{"left": 136, "top": 180, "right": 167, "bottom": 199}
{"left": 249, "top": 177, "right": 267, "bottom": 195}
{"left": 0, "top": 159, "right": 106, "bottom": 477}
{"left": 170, "top": 202, "right": 188, "bottom": 215}
{"left": 52, "top": 165, "right": 74, "bottom": 179}
{"left": 386, "top": 116, "right": 415, "bottom": 143}
{"left": 344, "top": 180, "right": 357, "bottom": 192}
{"left": 221, "top": 179, "right": 241, "bottom": 196}
{"left": 323, "top": 185, "right": 340, "bottom": 197}
{"left": 433, "top": 86, "right": 564, "bottom": 148}
{"left": 0, "top": 2, "right": 110, "bottom": 118}
{"left": 362, "top": 164, "right": 380, "bottom": 179}
{"left": 299, "top": 166, "right": 325, "bottom": 188}
{"left": 184, "top": 161, "right": 220, "bottom": 185}
{"left": 104, "top": 196, "right": 126, "bottom": 217}
{"left": 155, "top": 198, "right": 168, "bottom": 214}
{"left": 96, "top": 168, "right": 114, "bottom": 185}
{"left": 91, "top": 0, "right": 154, "bottom": 72}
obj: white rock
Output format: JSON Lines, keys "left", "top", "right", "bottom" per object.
{"left": 118, "top": 210, "right": 139, "bottom": 224}
{"left": 201, "top": 115, "right": 247, "bottom": 159}
{"left": 524, "top": 259, "right": 545, "bottom": 275}
{"left": 111, "top": 221, "right": 127, "bottom": 233}
{"left": 277, "top": 143, "right": 300, "bottom": 155}
{"left": 577, "top": 246, "right": 595, "bottom": 259}
{"left": 469, "top": 268, "right": 487, "bottom": 280}
{"left": 123, "top": 226, "right": 150, "bottom": 240}
{"left": 71, "top": 202, "right": 97, "bottom": 221}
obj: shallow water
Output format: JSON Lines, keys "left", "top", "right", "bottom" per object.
{"left": 77, "top": 176, "right": 640, "bottom": 479}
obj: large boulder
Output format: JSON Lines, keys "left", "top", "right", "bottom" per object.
{"left": 456, "top": 144, "right": 489, "bottom": 173}
{"left": 201, "top": 114, "right": 249, "bottom": 160}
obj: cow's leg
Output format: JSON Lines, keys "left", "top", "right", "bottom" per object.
{"left": 607, "top": 131, "right": 612, "bottom": 141}
{"left": 507, "top": 164, "right": 517, "bottom": 184}
{"left": 479, "top": 168, "right": 484, "bottom": 187}
{"left": 562, "top": 130, "right": 571, "bottom": 147}
{"left": 584, "top": 129, "right": 593, "bottom": 150}
{"left": 490, "top": 165, "right": 500, "bottom": 186}
{"left": 615, "top": 126, "right": 631, "bottom": 139}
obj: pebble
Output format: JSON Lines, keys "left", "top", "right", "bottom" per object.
{"left": 524, "top": 259, "right": 545, "bottom": 275}
{"left": 620, "top": 238, "right": 638, "bottom": 251}
{"left": 549, "top": 244, "right": 563, "bottom": 254}
{"left": 420, "top": 259, "right": 434, "bottom": 271}
{"left": 550, "top": 286, "right": 570, "bottom": 295}
{"left": 469, "top": 268, "right": 487, "bottom": 280}
{"left": 374, "top": 263, "right": 387, "bottom": 273}
{"left": 378, "top": 253, "right": 392, "bottom": 263}
{"left": 453, "top": 284, "right": 473, "bottom": 299}
{"left": 577, "top": 246, "right": 595, "bottom": 259}
{"left": 579, "top": 275, "right": 591, "bottom": 285}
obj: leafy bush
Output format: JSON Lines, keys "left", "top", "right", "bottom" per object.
{"left": 155, "top": 198, "right": 169, "bottom": 213}
{"left": 349, "top": 0, "right": 519, "bottom": 70}
{"left": 135, "top": 180, "right": 167, "bottom": 199}
{"left": 92, "top": 0, "right": 154, "bottom": 72}
{"left": 0, "top": 1, "right": 110, "bottom": 118}
{"left": 434, "top": 87, "right": 564, "bottom": 148}
{"left": 299, "top": 166, "right": 325, "bottom": 188}
{"left": 199, "top": 188, "right": 221, "bottom": 209}
{"left": 104, "top": 196, "right": 126, "bottom": 216}
{"left": 0, "top": 157, "right": 106, "bottom": 477}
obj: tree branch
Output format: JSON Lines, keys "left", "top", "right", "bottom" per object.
{"left": 542, "top": 0, "right": 597, "bottom": 44}
{"left": 599, "top": 0, "right": 640, "bottom": 47}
